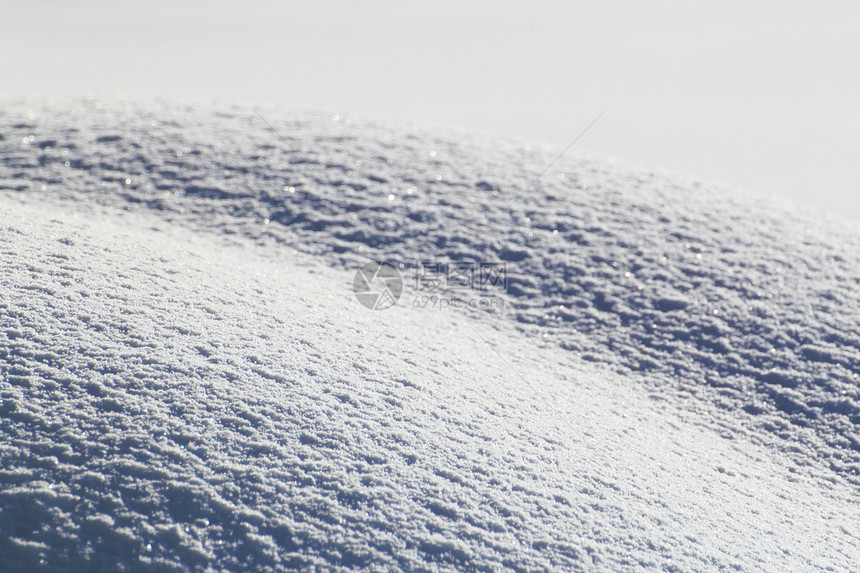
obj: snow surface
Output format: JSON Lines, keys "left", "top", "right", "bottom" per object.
{"left": 0, "top": 99, "right": 858, "bottom": 571}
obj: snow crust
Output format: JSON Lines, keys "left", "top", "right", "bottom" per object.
{"left": 0, "top": 99, "right": 858, "bottom": 571}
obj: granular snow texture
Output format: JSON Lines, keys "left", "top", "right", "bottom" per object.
{"left": 0, "top": 99, "right": 858, "bottom": 571}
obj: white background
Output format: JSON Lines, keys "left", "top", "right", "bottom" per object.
{"left": 3, "top": 0, "right": 858, "bottom": 222}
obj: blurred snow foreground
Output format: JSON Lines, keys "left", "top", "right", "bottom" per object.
{"left": 0, "top": 99, "right": 858, "bottom": 572}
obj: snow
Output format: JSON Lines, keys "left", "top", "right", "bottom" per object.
{"left": 0, "top": 99, "right": 858, "bottom": 571}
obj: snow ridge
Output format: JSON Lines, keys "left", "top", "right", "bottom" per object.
{"left": 3, "top": 99, "right": 856, "bottom": 482}
{"left": 1, "top": 99, "right": 859, "bottom": 571}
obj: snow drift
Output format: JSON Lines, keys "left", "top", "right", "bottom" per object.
{"left": 0, "top": 99, "right": 858, "bottom": 571}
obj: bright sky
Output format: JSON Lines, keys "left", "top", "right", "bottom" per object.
{"left": 3, "top": 0, "right": 858, "bottom": 222}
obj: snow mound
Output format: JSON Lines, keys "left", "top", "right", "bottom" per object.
{"left": 4, "top": 99, "right": 858, "bottom": 483}
{"left": 1, "top": 99, "right": 859, "bottom": 571}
